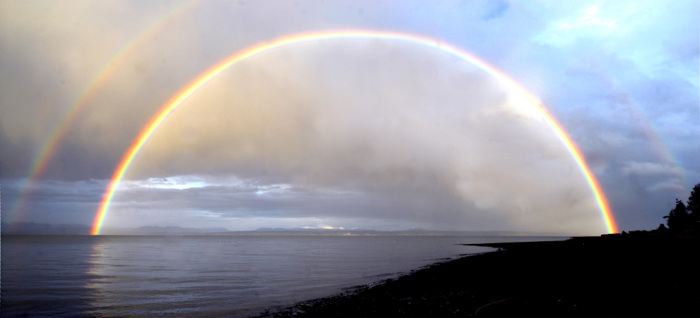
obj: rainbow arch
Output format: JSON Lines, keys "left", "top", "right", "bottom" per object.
{"left": 91, "top": 29, "right": 619, "bottom": 235}
{"left": 7, "top": 0, "right": 203, "bottom": 225}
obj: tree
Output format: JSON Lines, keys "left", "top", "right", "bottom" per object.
{"left": 687, "top": 183, "right": 700, "bottom": 227}
{"left": 664, "top": 199, "right": 690, "bottom": 232}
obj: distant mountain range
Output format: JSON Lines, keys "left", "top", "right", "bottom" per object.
{"left": 99, "top": 225, "right": 230, "bottom": 235}
{"left": 1, "top": 222, "right": 568, "bottom": 237}
{"left": 244, "top": 227, "right": 567, "bottom": 237}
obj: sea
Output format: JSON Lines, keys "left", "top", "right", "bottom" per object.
{"left": 1, "top": 234, "right": 565, "bottom": 317}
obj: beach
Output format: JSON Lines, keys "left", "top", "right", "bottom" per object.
{"left": 255, "top": 234, "right": 700, "bottom": 317}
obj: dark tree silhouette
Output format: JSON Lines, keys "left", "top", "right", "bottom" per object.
{"left": 664, "top": 199, "right": 690, "bottom": 232}
{"left": 687, "top": 183, "right": 700, "bottom": 227}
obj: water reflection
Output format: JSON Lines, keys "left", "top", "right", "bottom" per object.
{"left": 6, "top": 235, "right": 496, "bottom": 317}
{"left": 84, "top": 235, "right": 306, "bottom": 317}
{"left": 1, "top": 235, "right": 102, "bottom": 317}
{"left": 85, "top": 236, "right": 237, "bottom": 317}
{"left": 85, "top": 236, "right": 111, "bottom": 316}
{"left": 82, "top": 235, "right": 483, "bottom": 317}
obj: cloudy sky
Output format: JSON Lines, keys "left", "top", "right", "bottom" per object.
{"left": 1, "top": 0, "right": 698, "bottom": 235}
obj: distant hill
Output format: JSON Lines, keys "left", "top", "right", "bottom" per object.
{"left": 107, "top": 226, "right": 231, "bottom": 235}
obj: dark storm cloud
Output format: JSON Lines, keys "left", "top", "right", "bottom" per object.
{"left": 1, "top": 179, "right": 105, "bottom": 226}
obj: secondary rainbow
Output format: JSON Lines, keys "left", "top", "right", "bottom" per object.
{"left": 6, "top": 0, "right": 202, "bottom": 225}
{"left": 91, "top": 30, "right": 619, "bottom": 235}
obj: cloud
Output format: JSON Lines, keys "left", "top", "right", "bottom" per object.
{"left": 0, "top": 178, "right": 105, "bottom": 225}
{"left": 535, "top": 5, "right": 619, "bottom": 46}
{"left": 620, "top": 161, "right": 686, "bottom": 194}
{"left": 1, "top": 1, "right": 698, "bottom": 234}
{"left": 482, "top": 1, "right": 509, "bottom": 21}
{"left": 622, "top": 162, "right": 684, "bottom": 177}
{"left": 91, "top": 39, "right": 606, "bottom": 234}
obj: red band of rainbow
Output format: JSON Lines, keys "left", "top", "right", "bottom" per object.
{"left": 91, "top": 30, "right": 619, "bottom": 235}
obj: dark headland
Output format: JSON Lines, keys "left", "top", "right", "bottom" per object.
{"left": 253, "top": 231, "right": 700, "bottom": 318}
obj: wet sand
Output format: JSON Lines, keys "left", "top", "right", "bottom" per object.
{"left": 254, "top": 234, "right": 700, "bottom": 317}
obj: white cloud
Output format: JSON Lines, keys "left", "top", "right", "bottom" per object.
{"left": 534, "top": 5, "right": 620, "bottom": 47}
{"left": 621, "top": 162, "right": 684, "bottom": 177}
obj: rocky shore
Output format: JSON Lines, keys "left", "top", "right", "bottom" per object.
{"left": 254, "top": 233, "right": 700, "bottom": 317}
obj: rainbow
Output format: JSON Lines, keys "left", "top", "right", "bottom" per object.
{"left": 6, "top": 0, "right": 202, "bottom": 225}
{"left": 594, "top": 68, "right": 688, "bottom": 193}
{"left": 91, "top": 30, "right": 619, "bottom": 235}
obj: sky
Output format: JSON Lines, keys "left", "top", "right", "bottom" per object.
{"left": 1, "top": 0, "right": 698, "bottom": 235}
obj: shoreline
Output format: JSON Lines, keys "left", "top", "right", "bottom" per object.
{"left": 253, "top": 234, "right": 700, "bottom": 317}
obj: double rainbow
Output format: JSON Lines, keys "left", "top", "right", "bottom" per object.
{"left": 90, "top": 30, "right": 619, "bottom": 235}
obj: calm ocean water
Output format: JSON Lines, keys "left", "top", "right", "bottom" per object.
{"left": 1, "top": 234, "right": 564, "bottom": 317}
